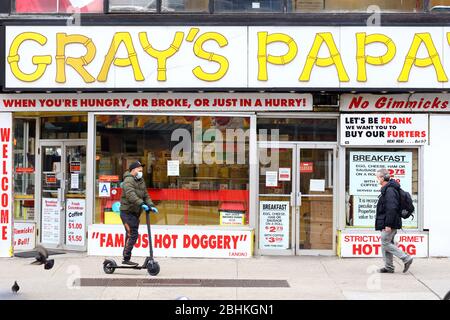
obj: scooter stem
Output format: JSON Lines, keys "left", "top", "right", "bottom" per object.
{"left": 146, "top": 211, "right": 154, "bottom": 259}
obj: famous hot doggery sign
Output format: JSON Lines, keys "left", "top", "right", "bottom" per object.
{"left": 6, "top": 26, "right": 450, "bottom": 89}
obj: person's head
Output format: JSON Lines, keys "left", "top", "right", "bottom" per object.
{"left": 128, "top": 161, "right": 145, "bottom": 179}
{"left": 376, "top": 168, "right": 390, "bottom": 186}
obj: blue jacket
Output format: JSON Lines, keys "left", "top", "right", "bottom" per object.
{"left": 375, "top": 179, "right": 402, "bottom": 231}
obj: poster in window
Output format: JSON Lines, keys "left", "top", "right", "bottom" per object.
{"left": 349, "top": 151, "right": 417, "bottom": 228}
{"left": 66, "top": 199, "right": 85, "bottom": 246}
{"left": 259, "top": 201, "right": 290, "bottom": 250}
{"left": 42, "top": 198, "right": 60, "bottom": 244}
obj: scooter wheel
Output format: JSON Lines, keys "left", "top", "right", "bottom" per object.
{"left": 103, "top": 260, "right": 117, "bottom": 274}
{"left": 147, "top": 261, "right": 160, "bottom": 276}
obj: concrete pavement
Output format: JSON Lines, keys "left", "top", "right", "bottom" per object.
{"left": 0, "top": 253, "right": 449, "bottom": 300}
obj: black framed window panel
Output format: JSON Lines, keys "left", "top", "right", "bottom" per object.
{"left": 214, "top": 0, "right": 284, "bottom": 13}
{"left": 108, "top": 0, "right": 157, "bottom": 12}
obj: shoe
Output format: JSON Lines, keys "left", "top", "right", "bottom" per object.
{"left": 403, "top": 258, "right": 413, "bottom": 273}
{"left": 122, "top": 260, "right": 139, "bottom": 267}
{"left": 377, "top": 267, "right": 394, "bottom": 273}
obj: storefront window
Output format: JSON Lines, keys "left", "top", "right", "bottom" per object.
{"left": 345, "top": 148, "right": 419, "bottom": 229}
{"left": 214, "top": 0, "right": 283, "bottom": 12}
{"left": 257, "top": 118, "right": 337, "bottom": 141}
{"left": 13, "top": 119, "right": 37, "bottom": 221}
{"left": 40, "top": 116, "right": 88, "bottom": 139}
{"left": 288, "top": 0, "right": 425, "bottom": 12}
{"left": 95, "top": 115, "right": 250, "bottom": 226}
{"left": 162, "top": 0, "right": 209, "bottom": 12}
{"left": 109, "top": 0, "right": 156, "bottom": 12}
{"left": 109, "top": 0, "right": 208, "bottom": 12}
{"left": 14, "top": 0, "right": 104, "bottom": 13}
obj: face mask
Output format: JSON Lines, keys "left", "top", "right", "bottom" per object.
{"left": 136, "top": 171, "right": 143, "bottom": 179}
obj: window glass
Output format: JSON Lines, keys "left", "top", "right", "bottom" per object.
{"left": 215, "top": 0, "right": 283, "bottom": 12}
{"left": 429, "top": 0, "right": 450, "bottom": 11}
{"left": 257, "top": 118, "right": 337, "bottom": 141}
{"left": 14, "top": 0, "right": 104, "bottom": 13}
{"left": 288, "top": 0, "right": 424, "bottom": 12}
{"left": 345, "top": 148, "right": 419, "bottom": 229}
{"left": 40, "top": 116, "right": 88, "bottom": 139}
{"left": 109, "top": 0, "right": 156, "bottom": 12}
{"left": 162, "top": 0, "right": 209, "bottom": 12}
{"left": 13, "top": 119, "right": 37, "bottom": 221}
{"left": 95, "top": 115, "right": 250, "bottom": 226}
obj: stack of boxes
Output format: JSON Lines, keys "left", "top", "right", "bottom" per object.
{"left": 308, "top": 197, "right": 333, "bottom": 249}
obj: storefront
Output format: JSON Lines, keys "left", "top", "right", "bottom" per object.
{"left": 1, "top": 25, "right": 450, "bottom": 258}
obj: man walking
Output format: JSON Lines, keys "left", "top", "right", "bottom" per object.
{"left": 375, "top": 168, "right": 413, "bottom": 273}
{"left": 120, "top": 160, "right": 157, "bottom": 266}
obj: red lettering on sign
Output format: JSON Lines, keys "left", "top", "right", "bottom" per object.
{"left": 1, "top": 226, "right": 6, "bottom": 240}
{"left": 0, "top": 128, "right": 10, "bottom": 142}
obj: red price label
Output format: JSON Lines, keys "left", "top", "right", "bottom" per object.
{"left": 68, "top": 235, "right": 82, "bottom": 242}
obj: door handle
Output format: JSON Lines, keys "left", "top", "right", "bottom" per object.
{"left": 290, "top": 192, "right": 295, "bottom": 207}
{"left": 297, "top": 192, "right": 302, "bottom": 207}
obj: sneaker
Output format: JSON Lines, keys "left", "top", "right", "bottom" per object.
{"left": 403, "top": 258, "right": 413, "bottom": 273}
{"left": 377, "top": 267, "right": 394, "bottom": 273}
{"left": 122, "top": 260, "right": 139, "bottom": 267}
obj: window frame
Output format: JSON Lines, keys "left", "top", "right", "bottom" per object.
{"left": 92, "top": 111, "right": 254, "bottom": 226}
{"left": 342, "top": 145, "right": 424, "bottom": 232}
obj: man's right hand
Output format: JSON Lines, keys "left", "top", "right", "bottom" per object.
{"left": 141, "top": 204, "right": 150, "bottom": 212}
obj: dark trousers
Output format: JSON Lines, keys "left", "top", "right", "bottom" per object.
{"left": 120, "top": 211, "right": 140, "bottom": 261}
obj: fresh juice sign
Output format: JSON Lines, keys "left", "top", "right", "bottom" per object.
{"left": 6, "top": 26, "right": 450, "bottom": 89}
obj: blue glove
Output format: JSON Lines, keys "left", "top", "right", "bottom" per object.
{"left": 150, "top": 206, "right": 158, "bottom": 214}
{"left": 141, "top": 204, "right": 150, "bottom": 212}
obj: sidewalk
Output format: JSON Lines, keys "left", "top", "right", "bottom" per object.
{"left": 1, "top": 253, "right": 449, "bottom": 300}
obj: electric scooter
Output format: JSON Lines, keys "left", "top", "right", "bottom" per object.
{"left": 102, "top": 206, "right": 160, "bottom": 276}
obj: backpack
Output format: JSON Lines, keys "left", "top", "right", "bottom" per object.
{"left": 397, "top": 188, "right": 415, "bottom": 220}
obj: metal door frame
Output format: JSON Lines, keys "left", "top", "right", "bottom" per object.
{"left": 295, "top": 143, "right": 337, "bottom": 256}
{"left": 37, "top": 140, "right": 87, "bottom": 251}
{"left": 257, "top": 141, "right": 337, "bottom": 256}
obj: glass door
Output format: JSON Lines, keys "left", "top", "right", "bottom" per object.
{"left": 40, "top": 143, "right": 63, "bottom": 247}
{"left": 63, "top": 143, "right": 87, "bottom": 249}
{"left": 39, "top": 141, "right": 87, "bottom": 250}
{"left": 258, "top": 143, "right": 296, "bottom": 255}
{"left": 296, "top": 147, "right": 335, "bottom": 254}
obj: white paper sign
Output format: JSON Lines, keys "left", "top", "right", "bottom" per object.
{"left": 71, "top": 173, "right": 79, "bottom": 189}
{"left": 341, "top": 114, "right": 428, "bottom": 146}
{"left": 66, "top": 199, "right": 86, "bottom": 246}
{"left": 352, "top": 195, "right": 418, "bottom": 228}
{"left": 99, "top": 182, "right": 111, "bottom": 197}
{"left": 259, "top": 201, "right": 290, "bottom": 250}
{"left": 167, "top": 160, "right": 180, "bottom": 176}
{"left": 220, "top": 211, "right": 245, "bottom": 226}
{"left": 42, "top": 198, "right": 60, "bottom": 244}
{"left": 265, "top": 171, "right": 278, "bottom": 187}
{"left": 310, "top": 179, "right": 325, "bottom": 192}
{"left": 278, "top": 168, "right": 291, "bottom": 181}
{"left": 349, "top": 151, "right": 412, "bottom": 196}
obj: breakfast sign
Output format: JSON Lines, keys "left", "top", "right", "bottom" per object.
{"left": 5, "top": 26, "right": 450, "bottom": 89}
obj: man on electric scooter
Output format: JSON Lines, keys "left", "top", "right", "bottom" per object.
{"left": 120, "top": 160, "right": 158, "bottom": 266}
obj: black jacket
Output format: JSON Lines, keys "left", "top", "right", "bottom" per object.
{"left": 375, "top": 179, "right": 402, "bottom": 231}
